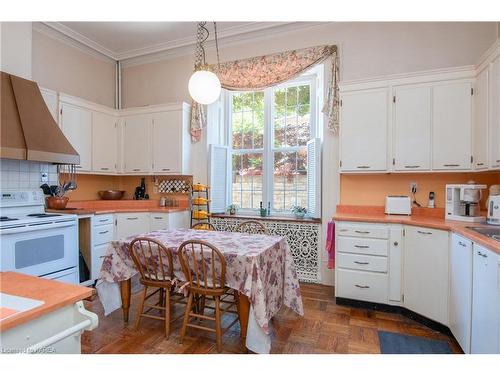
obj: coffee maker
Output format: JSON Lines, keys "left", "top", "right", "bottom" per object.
{"left": 487, "top": 185, "right": 500, "bottom": 225}
{"left": 445, "top": 183, "right": 487, "bottom": 222}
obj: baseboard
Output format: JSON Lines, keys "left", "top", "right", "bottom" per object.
{"left": 335, "top": 297, "right": 453, "bottom": 336}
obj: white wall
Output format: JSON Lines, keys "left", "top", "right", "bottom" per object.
{"left": 0, "top": 22, "right": 32, "bottom": 79}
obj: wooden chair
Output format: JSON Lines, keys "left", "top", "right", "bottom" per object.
{"left": 235, "top": 220, "right": 268, "bottom": 235}
{"left": 178, "top": 240, "right": 239, "bottom": 353}
{"left": 129, "top": 237, "right": 184, "bottom": 338}
{"left": 191, "top": 222, "right": 217, "bottom": 231}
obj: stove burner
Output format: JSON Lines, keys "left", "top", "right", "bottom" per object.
{"left": 27, "top": 213, "right": 62, "bottom": 218}
{"left": 0, "top": 216, "right": 18, "bottom": 222}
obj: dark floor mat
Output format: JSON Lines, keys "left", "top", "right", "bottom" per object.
{"left": 378, "top": 331, "right": 453, "bottom": 354}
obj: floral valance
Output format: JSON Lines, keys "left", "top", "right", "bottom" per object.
{"left": 190, "top": 45, "right": 340, "bottom": 142}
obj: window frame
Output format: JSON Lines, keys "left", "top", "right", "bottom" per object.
{"left": 225, "top": 72, "right": 319, "bottom": 215}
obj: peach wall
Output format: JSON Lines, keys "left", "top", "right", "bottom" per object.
{"left": 32, "top": 30, "right": 116, "bottom": 107}
{"left": 122, "top": 22, "right": 497, "bottom": 107}
{"left": 340, "top": 171, "right": 500, "bottom": 209}
{"left": 68, "top": 174, "right": 192, "bottom": 202}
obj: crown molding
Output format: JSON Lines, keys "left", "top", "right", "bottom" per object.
{"left": 120, "top": 22, "right": 327, "bottom": 67}
{"left": 33, "top": 22, "right": 116, "bottom": 63}
{"left": 476, "top": 38, "right": 500, "bottom": 73}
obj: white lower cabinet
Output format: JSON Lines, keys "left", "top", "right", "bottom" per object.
{"left": 90, "top": 214, "right": 115, "bottom": 281}
{"left": 449, "top": 234, "right": 473, "bottom": 353}
{"left": 149, "top": 213, "right": 169, "bottom": 231}
{"left": 115, "top": 212, "right": 150, "bottom": 240}
{"left": 403, "top": 226, "right": 449, "bottom": 325}
{"left": 168, "top": 211, "right": 190, "bottom": 229}
{"left": 471, "top": 244, "right": 500, "bottom": 354}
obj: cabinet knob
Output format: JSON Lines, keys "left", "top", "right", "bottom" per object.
{"left": 393, "top": 241, "right": 398, "bottom": 246}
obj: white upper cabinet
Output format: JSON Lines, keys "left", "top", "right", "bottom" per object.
{"left": 40, "top": 88, "right": 59, "bottom": 124}
{"left": 489, "top": 56, "right": 500, "bottom": 169}
{"left": 403, "top": 226, "right": 449, "bottom": 325}
{"left": 92, "top": 111, "right": 118, "bottom": 173}
{"left": 60, "top": 103, "right": 92, "bottom": 171}
{"left": 393, "top": 85, "right": 431, "bottom": 171}
{"left": 122, "top": 114, "right": 152, "bottom": 173}
{"left": 432, "top": 82, "right": 473, "bottom": 170}
{"left": 152, "top": 111, "right": 183, "bottom": 174}
{"left": 340, "top": 88, "right": 388, "bottom": 172}
{"left": 471, "top": 244, "right": 500, "bottom": 354}
{"left": 473, "top": 69, "right": 489, "bottom": 170}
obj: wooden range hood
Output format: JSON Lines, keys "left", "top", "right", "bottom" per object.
{"left": 0, "top": 71, "right": 80, "bottom": 164}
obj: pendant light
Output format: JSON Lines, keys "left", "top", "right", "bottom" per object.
{"left": 188, "top": 22, "right": 222, "bottom": 105}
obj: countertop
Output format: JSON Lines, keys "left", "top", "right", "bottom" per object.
{"left": 47, "top": 199, "right": 190, "bottom": 216}
{"left": 0, "top": 272, "right": 94, "bottom": 332}
{"left": 333, "top": 205, "right": 500, "bottom": 255}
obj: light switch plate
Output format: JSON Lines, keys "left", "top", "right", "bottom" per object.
{"left": 40, "top": 172, "right": 48, "bottom": 183}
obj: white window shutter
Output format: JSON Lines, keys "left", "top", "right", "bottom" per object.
{"left": 209, "top": 144, "right": 229, "bottom": 213}
{"left": 307, "top": 138, "right": 322, "bottom": 218}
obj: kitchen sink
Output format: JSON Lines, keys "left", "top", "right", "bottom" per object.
{"left": 466, "top": 227, "right": 500, "bottom": 242}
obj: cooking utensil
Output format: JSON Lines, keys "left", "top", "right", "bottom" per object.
{"left": 98, "top": 190, "right": 126, "bottom": 200}
{"left": 40, "top": 184, "right": 51, "bottom": 195}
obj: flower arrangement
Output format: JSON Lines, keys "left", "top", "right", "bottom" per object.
{"left": 291, "top": 205, "right": 307, "bottom": 219}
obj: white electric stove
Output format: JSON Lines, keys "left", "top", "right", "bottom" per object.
{"left": 0, "top": 189, "right": 79, "bottom": 284}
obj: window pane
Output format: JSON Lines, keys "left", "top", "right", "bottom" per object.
{"left": 273, "top": 150, "right": 308, "bottom": 212}
{"left": 232, "top": 152, "right": 263, "bottom": 211}
{"left": 254, "top": 110, "right": 264, "bottom": 148}
{"left": 298, "top": 85, "right": 310, "bottom": 105}
{"left": 286, "top": 86, "right": 298, "bottom": 106}
{"left": 231, "top": 91, "right": 264, "bottom": 151}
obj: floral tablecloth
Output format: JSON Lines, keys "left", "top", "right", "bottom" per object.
{"left": 97, "top": 228, "right": 304, "bottom": 336}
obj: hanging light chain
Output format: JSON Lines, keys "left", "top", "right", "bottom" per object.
{"left": 193, "top": 21, "right": 221, "bottom": 72}
{"left": 213, "top": 22, "right": 221, "bottom": 72}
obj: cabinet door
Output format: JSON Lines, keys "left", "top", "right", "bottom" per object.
{"left": 150, "top": 213, "right": 169, "bottom": 231}
{"left": 393, "top": 86, "right": 431, "bottom": 171}
{"left": 340, "top": 89, "right": 388, "bottom": 172}
{"left": 91, "top": 243, "right": 108, "bottom": 281}
{"left": 403, "top": 226, "right": 449, "bottom": 325}
{"left": 490, "top": 57, "right": 500, "bottom": 169}
{"left": 92, "top": 111, "right": 117, "bottom": 173}
{"left": 168, "top": 211, "right": 190, "bottom": 229}
{"left": 60, "top": 103, "right": 92, "bottom": 171}
{"left": 432, "top": 82, "right": 472, "bottom": 170}
{"left": 473, "top": 69, "right": 489, "bottom": 169}
{"left": 471, "top": 244, "right": 499, "bottom": 354}
{"left": 115, "top": 213, "right": 150, "bottom": 240}
{"left": 122, "top": 115, "right": 151, "bottom": 173}
{"left": 152, "top": 111, "right": 182, "bottom": 174}
{"left": 449, "top": 234, "right": 473, "bottom": 353}
{"left": 40, "top": 88, "right": 58, "bottom": 124}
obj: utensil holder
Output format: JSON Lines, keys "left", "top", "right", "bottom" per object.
{"left": 46, "top": 196, "right": 69, "bottom": 209}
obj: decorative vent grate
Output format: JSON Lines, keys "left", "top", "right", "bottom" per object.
{"left": 211, "top": 217, "right": 320, "bottom": 283}
{"left": 158, "top": 179, "right": 191, "bottom": 194}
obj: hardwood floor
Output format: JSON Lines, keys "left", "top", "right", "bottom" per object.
{"left": 81, "top": 283, "right": 462, "bottom": 354}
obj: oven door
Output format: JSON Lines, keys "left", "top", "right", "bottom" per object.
{"left": 0, "top": 219, "right": 78, "bottom": 279}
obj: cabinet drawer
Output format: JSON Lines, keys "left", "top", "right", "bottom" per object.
{"left": 337, "top": 223, "right": 389, "bottom": 239}
{"left": 337, "top": 253, "right": 388, "bottom": 273}
{"left": 93, "top": 224, "right": 114, "bottom": 245}
{"left": 338, "top": 237, "right": 388, "bottom": 256}
{"left": 336, "top": 269, "right": 388, "bottom": 304}
{"left": 91, "top": 243, "right": 108, "bottom": 281}
{"left": 150, "top": 213, "right": 169, "bottom": 231}
{"left": 93, "top": 214, "right": 114, "bottom": 226}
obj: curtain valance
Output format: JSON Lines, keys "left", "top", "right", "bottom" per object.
{"left": 190, "top": 45, "right": 339, "bottom": 142}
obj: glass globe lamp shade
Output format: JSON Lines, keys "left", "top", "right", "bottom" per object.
{"left": 188, "top": 70, "right": 222, "bottom": 105}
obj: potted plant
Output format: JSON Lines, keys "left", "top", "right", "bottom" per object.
{"left": 291, "top": 205, "right": 307, "bottom": 219}
{"left": 227, "top": 204, "right": 239, "bottom": 215}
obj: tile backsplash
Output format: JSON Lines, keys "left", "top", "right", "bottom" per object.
{"left": 0, "top": 159, "right": 58, "bottom": 190}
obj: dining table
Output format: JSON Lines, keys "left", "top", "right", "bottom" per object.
{"left": 95, "top": 228, "right": 304, "bottom": 353}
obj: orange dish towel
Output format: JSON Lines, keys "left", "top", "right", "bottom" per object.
{"left": 326, "top": 221, "right": 335, "bottom": 269}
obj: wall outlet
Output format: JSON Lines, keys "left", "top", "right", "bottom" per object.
{"left": 40, "top": 172, "right": 48, "bottom": 183}
{"left": 410, "top": 182, "right": 417, "bottom": 194}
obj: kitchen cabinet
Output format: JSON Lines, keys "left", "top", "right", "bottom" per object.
{"left": 168, "top": 211, "right": 190, "bottom": 229}
{"left": 489, "top": 56, "right": 500, "bottom": 169}
{"left": 122, "top": 114, "right": 152, "bottom": 173}
{"left": 473, "top": 68, "right": 489, "bottom": 170}
{"left": 340, "top": 88, "right": 389, "bottom": 172}
{"left": 471, "top": 244, "right": 500, "bottom": 354}
{"left": 60, "top": 103, "right": 92, "bottom": 171}
{"left": 403, "top": 226, "right": 449, "bottom": 325}
{"left": 115, "top": 212, "right": 150, "bottom": 240}
{"left": 152, "top": 111, "right": 183, "bottom": 174}
{"left": 40, "top": 87, "right": 59, "bottom": 124}
{"left": 432, "top": 82, "right": 473, "bottom": 170}
{"left": 449, "top": 234, "right": 473, "bottom": 353}
{"left": 149, "top": 213, "right": 169, "bottom": 231}
{"left": 393, "top": 85, "right": 431, "bottom": 171}
{"left": 92, "top": 111, "right": 118, "bottom": 173}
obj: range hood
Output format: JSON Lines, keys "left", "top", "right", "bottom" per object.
{"left": 1, "top": 71, "right": 80, "bottom": 164}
